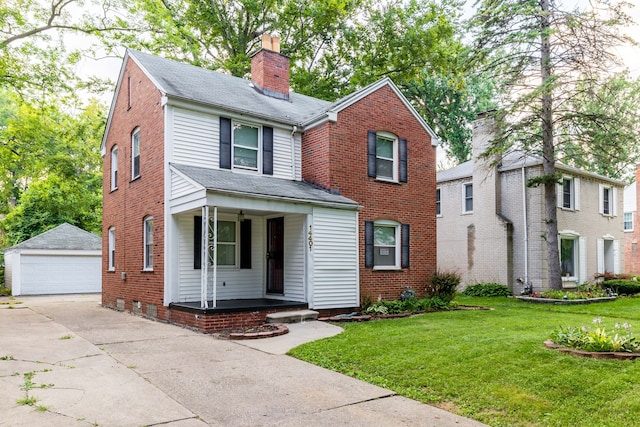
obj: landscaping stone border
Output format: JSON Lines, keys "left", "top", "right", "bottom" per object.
{"left": 227, "top": 323, "right": 289, "bottom": 340}
{"left": 515, "top": 296, "right": 616, "bottom": 305}
{"left": 544, "top": 340, "right": 640, "bottom": 360}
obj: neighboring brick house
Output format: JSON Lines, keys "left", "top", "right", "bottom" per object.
{"left": 101, "top": 35, "right": 438, "bottom": 332}
{"left": 623, "top": 166, "right": 639, "bottom": 274}
{"left": 437, "top": 114, "right": 625, "bottom": 293}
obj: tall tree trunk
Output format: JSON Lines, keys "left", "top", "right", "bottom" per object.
{"left": 540, "top": 0, "right": 562, "bottom": 290}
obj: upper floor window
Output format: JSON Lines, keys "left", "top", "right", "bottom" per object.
{"left": 436, "top": 188, "right": 442, "bottom": 216}
{"left": 557, "top": 176, "right": 580, "bottom": 210}
{"left": 463, "top": 183, "right": 473, "bottom": 213}
{"left": 233, "top": 123, "right": 260, "bottom": 170}
{"left": 624, "top": 212, "right": 634, "bottom": 231}
{"left": 219, "top": 117, "right": 274, "bottom": 175}
{"left": 367, "top": 131, "right": 407, "bottom": 183}
{"left": 131, "top": 128, "right": 141, "bottom": 180}
{"left": 143, "top": 217, "right": 153, "bottom": 270}
{"left": 599, "top": 184, "right": 616, "bottom": 216}
{"left": 108, "top": 227, "right": 115, "bottom": 271}
{"left": 111, "top": 146, "right": 118, "bottom": 190}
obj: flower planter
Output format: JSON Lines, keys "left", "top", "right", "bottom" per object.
{"left": 515, "top": 296, "right": 616, "bottom": 304}
{"left": 544, "top": 340, "right": 640, "bottom": 360}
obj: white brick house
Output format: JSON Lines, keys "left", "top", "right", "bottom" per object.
{"left": 437, "top": 114, "right": 625, "bottom": 293}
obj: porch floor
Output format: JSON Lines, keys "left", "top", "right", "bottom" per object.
{"left": 169, "top": 298, "right": 308, "bottom": 314}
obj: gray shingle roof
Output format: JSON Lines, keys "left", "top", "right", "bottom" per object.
{"left": 129, "top": 49, "right": 331, "bottom": 126}
{"left": 7, "top": 223, "right": 101, "bottom": 251}
{"left": 171, "top": 163, "right": 360, "bottom": 209}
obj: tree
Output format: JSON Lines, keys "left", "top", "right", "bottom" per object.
{"left": 470, "top": 0, "right": 638, "bottom": 289}
{"left": 0, "top": 96, "right": 104, "bottom": 245}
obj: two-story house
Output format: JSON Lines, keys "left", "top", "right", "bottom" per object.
{"left": 101, "top": 35, "right": 438, "bottom": 332}
{"left": 623, "top": 165, "right": 639, "bottom": 274}
{"left": 437, "top": 113, "right": 624, "bottom": 293}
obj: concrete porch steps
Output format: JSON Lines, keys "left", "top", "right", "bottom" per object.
{"left": 266, "top": 310, "right": 319, "bottom": 324}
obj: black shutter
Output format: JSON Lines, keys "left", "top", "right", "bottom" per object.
{"left": 194, "top": 216, "right": 202, "bottom": 269}
{"left": 399, "top": 137, "right": 408, "bottom": 183}
{"left": 263, "top": 126, "right": 273, "bottom": 175}
{"left": 365, "top": 220, "right": 374, "bottom": 268}
{"left": 401, "top": 223, "right": 410, "bottom": 268}
{"left": 367, "top": 130, "right": 377, "bottom": 178}
{"left": 219, "top": 117, "right": 231, "bottom": 169}
{"left": 240, "top": 219, "right": 252, "bottom": 269}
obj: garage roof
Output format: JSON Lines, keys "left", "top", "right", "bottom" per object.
{"left": 7, "top": 223, "right": 101, "bottom": 251}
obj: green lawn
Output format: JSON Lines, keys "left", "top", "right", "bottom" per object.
{"left": 288, "top": 296, "right": 640, "bottom": 427}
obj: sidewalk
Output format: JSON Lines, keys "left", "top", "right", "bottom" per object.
{"left": 0, "top": 295, "right": 488, "bottom": 426}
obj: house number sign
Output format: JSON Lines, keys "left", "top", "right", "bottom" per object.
{"left": 308, "top": 225, "right": 313, "bottom": 251}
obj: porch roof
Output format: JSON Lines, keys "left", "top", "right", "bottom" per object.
{"left": 171, "top": 163, "right": 360, "bottom": 209}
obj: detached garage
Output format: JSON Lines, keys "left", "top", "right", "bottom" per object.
{"left": 5, "top": 223, "right": 101, "bottom": 296}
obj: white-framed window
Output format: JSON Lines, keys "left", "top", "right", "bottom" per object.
{"left": 463, "top": 183, "right": 473, "bottom": 213}
{"left": 376, "top": 133, "right": 398, "bottom": 181}
{"left": 111, "top": 146, "right": 118, "bottom": 190}
{"left": 143, "top": 216, "right": 153, "bottom": 270}
{"left": 599, "top": 184, "right": 616, "bottom": 216}
{"left": 233, "top": 122, "right": 260, "bottom": 171}
{"left": 108, "top": 227, "right": 115, "bottom": 271}
{"left": 209, "top": 220, "right": 237, "bottom": 267}
{"left": 624, "top": 212, "right": 634, "bottom": 231}
{"left": 557, "top": 176, "right": 580, "bottom": 210}
{"left": 373, "top": 220, "right": 400, "bottom": 269}
{"left": 560, "top": 235, "right": 578, "bottom": 280}
{"left": 436, "top": 188, "right": 442, "bottom": 217}
{"left": 131, "top": 128, "right": 141, "bottom": 180}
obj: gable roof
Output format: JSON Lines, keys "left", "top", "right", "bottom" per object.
{"left": 6, "top": 223, "right": 101, "bottom": 251}
{"left": 171, "top": 163, "right": 361, "bottom": 209}
{"left": 437, "top": 150, "right": 626, "bottom": 186}
{"left": 101, "top": 49, "right": 440, "bottom": 152}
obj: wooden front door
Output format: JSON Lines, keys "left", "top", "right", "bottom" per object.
{"left": 266, "top": 217, "right": 284, "bottom": 294}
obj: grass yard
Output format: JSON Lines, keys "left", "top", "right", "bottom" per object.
{"left": 288, "top": 296, "right": 640, "bottom": 427}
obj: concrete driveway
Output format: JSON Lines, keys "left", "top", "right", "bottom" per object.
{"left": 0, "top": 294, "right": 487, "bottom": 427}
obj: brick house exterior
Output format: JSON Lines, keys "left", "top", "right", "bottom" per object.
{"left": 623, "top": 165, "right": 639, "bottom": 274}
{"left": 437, "top": 114, "right": 625, "bottom": 293}
{"left": 101, "top": 36, "right": 438, "bottom": 332}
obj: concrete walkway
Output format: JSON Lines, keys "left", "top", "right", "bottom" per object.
{"left": 0, "top": 294, "right": 487, "bottom": 427}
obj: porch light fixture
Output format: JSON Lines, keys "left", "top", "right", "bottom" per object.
{"left": 238, "top": 210, "right": 245, "bottom": 222}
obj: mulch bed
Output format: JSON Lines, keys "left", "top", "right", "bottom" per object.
{"left": 544, "top": 340, "right": 640, "bottom": 360}
{"left": 516, "top": 296, "right": 616, "bottom": 305}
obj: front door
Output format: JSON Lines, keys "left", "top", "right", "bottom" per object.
{"left": 266, "top": 217, "right": 284, "bottom": 294}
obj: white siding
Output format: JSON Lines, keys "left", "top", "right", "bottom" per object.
{"left": 176, "top": 214, "right": 266, "bottom": 302}
{"left": 4, "top": 251, "right": 13, "bottom": 289}
{"left": 172, "top": 108, "right": 218, "bottom": 168}
{"left": 272, "top": 128, "right": 295, "bottom": 180}
{"left": 171, "top": 170, "right": 200, "bottom": 199}
{"left": 311, "top": 208, "right": 359, "bottom": 308}
{"left": 283, "top": 215, "right": 305, "bottom": 301}
{"left": 177, "top": 215, "right": 201, "bottom": 302}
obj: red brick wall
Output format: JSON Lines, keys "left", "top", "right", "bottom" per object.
{"left": 624, "top": 165, "right": 640, "bottom": 274}
{"left": 302, "top": 84, "right": 437, "bottom": 302}
{"left": 102, "top": 57, "right": 167, "bottom": 321}
{"left": 167, "top": 307, "right": 303, "bottom": 333}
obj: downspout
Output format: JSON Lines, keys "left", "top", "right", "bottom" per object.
{"left": 290, "top": 125, "right": 298, "bottom": 178}
{"left": 522, "top": 162, "right": 529, "bottom": 291}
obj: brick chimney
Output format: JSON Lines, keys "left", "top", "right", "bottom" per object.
{"left": 251, "top": 34, "right": 290, "bottom": 100}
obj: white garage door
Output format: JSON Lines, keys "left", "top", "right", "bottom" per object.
{"left": 21, "top": 254, "right": 101, "bottom": 295}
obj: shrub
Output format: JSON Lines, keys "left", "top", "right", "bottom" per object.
{"left": 462, "top": 283, "right": 512, "bottom": 297}
{"left": 362, "top": 296, "right": 453, "bottom": 315}
{"left": 603, "top": 279, "right": 640, "bottom": 296}
{"left": 426, "top": 270, "right": 460, "bottom": 302}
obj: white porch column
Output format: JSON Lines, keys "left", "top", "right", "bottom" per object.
{"left": 201, "top": 206, "right": 209, "bottom": 308}
{"left": 212, "top": 206, "right": 218, "bottom": 308}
